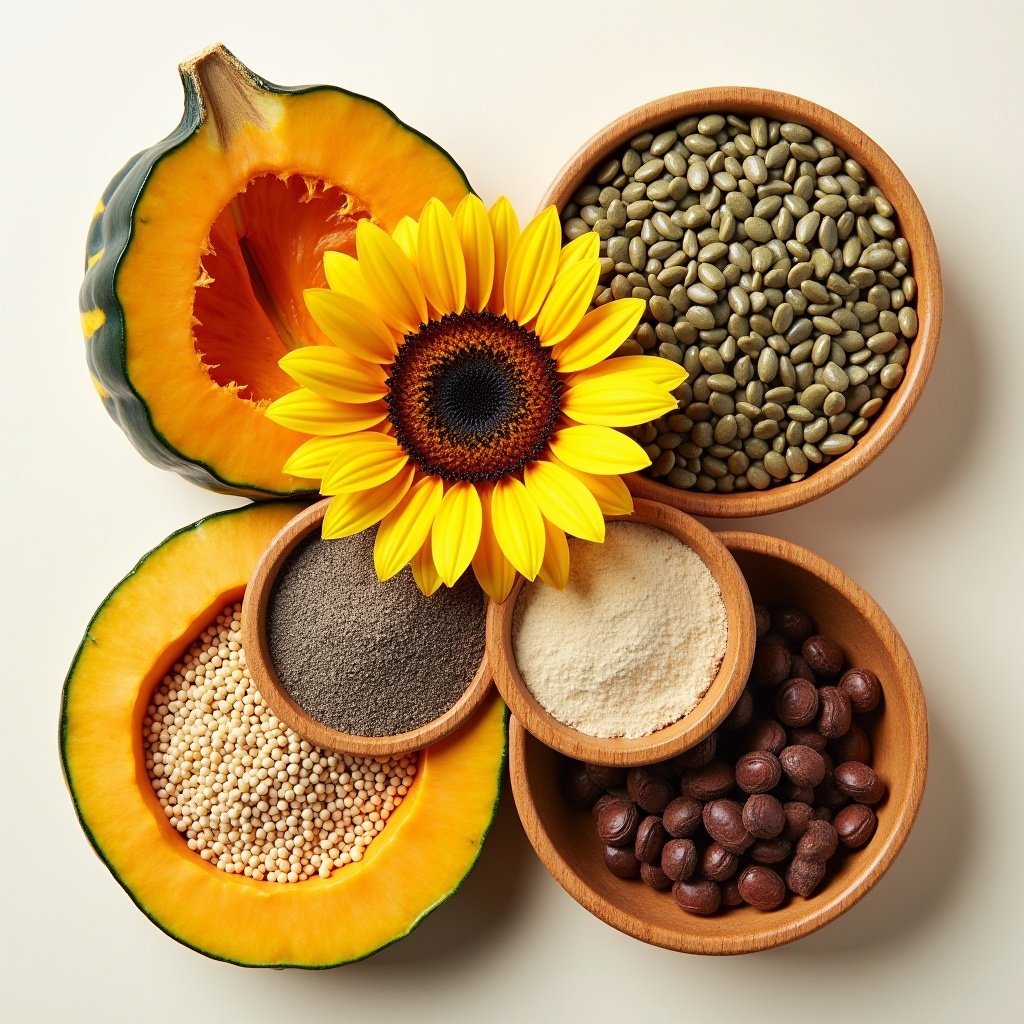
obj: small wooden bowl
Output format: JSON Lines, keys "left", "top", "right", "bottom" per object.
{"left": 487, "top": 498, "right": 755, "bottom": 767}
{"left": 241, "top": 499, "right": 493, "bottom": 757}
{"left": 541, "top": 86, "right": 942, "bottom": 518}
{"left": 510, "top": 530, "right": 927, "bottom": 954}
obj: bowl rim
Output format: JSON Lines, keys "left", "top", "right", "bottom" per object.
{"left": 539, "top": 85, "right": 943, "bottom": 519}
{"left": 240, "top": 498, "right": 493, "bottom": 757}
{"left": 509, "top": 528, "right": 929, "bottom": 954}
{"left": 487, "top": 498, "right": 755, "bottom": 767}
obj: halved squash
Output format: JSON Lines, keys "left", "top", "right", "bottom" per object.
{"left": 81, "top": 44, "right": 471, "bottom": 497}
{"left": 59, "top": 502, "right": 506, "bottom": 967}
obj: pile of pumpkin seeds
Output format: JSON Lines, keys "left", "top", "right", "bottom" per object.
{"left": 560, "top": 113, "right": 918, "bottom": 492}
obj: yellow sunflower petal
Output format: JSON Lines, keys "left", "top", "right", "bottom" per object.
{"left": 279, "top": 347, "right": 388, "bottom": 404}
{"left": 417, "top": 197, "right": 467, "bottom": 316}
{"left": 323, "top": 251, "right": 363, "bottom": 297}
{"left": 562, "top": 378, "right": 678, "bottom": 427}
{"left": 303, "top": 289, "right": 398, "bottom": 364}
{"left": 282, "top": 436, "right": 351, "bottom": 480}
{"left": 504, "top": 206, "right": 561, "bottom": 324}
{"left": 486, "top": 197, "right": 520, "bottom": 315}
{"left": 556, "top": 231, "right": 600, "bottom": 274}
{"left": 490, "top": 476, "right": 545, "bottom": 580}
{"left": 374, "top": 475, "right": 445, "bottom": 581}
{"left": 265, "top": 390, "right": 388, "bottom": 436}
{"left": 538, "top": 518, "right": 570, "bottom": 591}
{"left": 411, "top": 537, "right": 443, "bottom": 597}
{"left": 392, "top": 216, "right": 420, "bottom": 264}
{"left": 430, "top": 481, "right": 483, "bottom": 587}
{"left": 472, "top": 484, "right": 518, "bottom": 602}
{"left": 553, "top": 457, "right": 635, "bottom": 516}
{"left": 534, "top": 258, "right": 601, "bottom": 346}
{"left": 321, "top": 433, "right": 409, "bottom": 495}
{"left": 552, "top": 298, "right": 646, "bottom": 372}
{"left": 548, "top": 425, "right": 651, "bottom": 475}
{"left": 454, "top": 194, "right": 495, "bottom": 312}
{"left": 523, "top": 460, "right": 605, "bottom": 542}
{"left": 356, "top": 219, "right": 429, "bottom": 333}
{"left": 567, "top": 355, "right": 687, "bottom": 390}
{"left": 322, "top": 466, "right": 416, "bottom": 539}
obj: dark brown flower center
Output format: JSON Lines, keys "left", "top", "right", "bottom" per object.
{"left": 386, "top": 312, "right": 561, "bottom": 482}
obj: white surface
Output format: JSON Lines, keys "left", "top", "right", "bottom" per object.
{"left": 3, "top": 0, "right": 1023, "bottom": 1020}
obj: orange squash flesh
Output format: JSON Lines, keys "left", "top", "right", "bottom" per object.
{"left": 60, "top": 502, "right": 506, "bottom": 966}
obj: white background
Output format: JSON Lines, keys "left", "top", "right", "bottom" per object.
{"left": 3, "top": 0, "right": 1023, "bottom": 1020}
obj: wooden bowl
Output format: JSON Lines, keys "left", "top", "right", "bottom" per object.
{"left": 241, "top": 499, "right": 493, "bottom": 757}
{"left": 541, "top": 86, "right": 942, "bottom": 518}
{"left": 510, "top": 530, "right": 927, "bottom": 953}
{"left": 487, "top": 498, "right": 754, "bottom": 767}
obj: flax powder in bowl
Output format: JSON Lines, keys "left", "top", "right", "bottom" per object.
{"left": 242, "top": 499, "right": 493, "bottom": 757}
{"left": 487, "top": 499, "right": 755, "bottom": 766}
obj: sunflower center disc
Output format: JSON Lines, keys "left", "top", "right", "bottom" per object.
{"left": 387, "top": 312, "right": 561, "bottom": 482}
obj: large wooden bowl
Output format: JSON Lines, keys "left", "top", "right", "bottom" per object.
{"left": 241, "top": 499, "right": 492, "bottom": 757}
{"left": 487, "top": 499, "right": 755, "bottom": 767}
{"left": 510, "top": 530, "right": 927, "bottom": 954}
{"left": 541, "top": 87, "right": 942, "bottom": 518}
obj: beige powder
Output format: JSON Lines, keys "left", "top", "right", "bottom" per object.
{"left": 512, "top": 522, "right": 728, "bottom": 738}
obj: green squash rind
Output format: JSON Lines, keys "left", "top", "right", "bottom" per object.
{"left": 81, "top": 45, "right": 472, "bottom": 499}
{"left": 59, "top": 501, "right": 507, "bottom": 968}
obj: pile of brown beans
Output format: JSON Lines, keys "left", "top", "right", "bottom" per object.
{"left": 563, "top": 601, "right": 885, "bottom": 914}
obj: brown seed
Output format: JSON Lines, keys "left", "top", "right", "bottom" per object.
{"left": 817, "top": 686, "right": 853, "bottom": 739}
{"left": 681, "top": 760, "right": 735, "bottom": 800}
{"left": 772, "top": 605, "right": 816, "bottom": 643}
{"left": 627, "top": 767, "right": 675, "bottom": 813}
{"left": 672, "top": 733, "right": 718, "bottom": 769}
{"left": 721, "top": 878, "right": 744, "bottom": 906}
{"left": 586, "top": 764, "right": 626, "bottom": 789}
{"left": 796, "top": 819, "right": 839, "bottom": 862}
{"left": 673, "top": 879, "right": 722, "bottom": 915}
{"left": 786, "top": 856, "right": 826, "bottom": 897}
{"left": 662, "top": 796, "right": 704, "bottom": 838}
{"left": 721, "top": 687, "right": 754, "bottom": 730}
{"left": 831, "top": 723, "right": 871, "bottom": 764}
{"left": 744, "top": 719, "right": 787, "bottom": 755}
{"left": 782, "top": 801, "right": 814, "bottom": 841}
{"left": 750, "top": 639, "right": 792, "bottom": 687}
{"left": 591, "top": 792, "right": 620, "bottom": 818}
{"left": 834, "top": 803, "right": 878, "bottom": 848}
{"left": 640, "top": 861, "right": 673, "bottom": 890}
{"left": 742, "top": 793, "right": 786, "bottom": 839}
{"left": 812, "top": 806, "right": 833, "bottom": 822}
{"left": 754, "top": 603, "right": 771, "bottom": 638}
{"left": 802, "top": 635, "right": 844, "bottom": 678}
{"left": 780, "top": 744, "right": 827, "bottom": 787}
{"left": 700, "top": 842, "right": 740, "bottom": 881}
{"left": 814, "top": 772, "right": 850, "bottom": 810}
{"left": 839, "top": 667, "right": 883, "bottom": 713}
{"left": 834, "top": 761, "right": 885, "bottom": 804}
{"left": 703, "top": 799, "right": 753, "bottom": 852}
{"left": 776, "top": 678, "right": 819, "bottom": 727}
{"left": 604, "top": 844, "right": 640, "bottom": 878}
{"left": 781, "top": 782, "right": 816, "bottom": 804}
{"left": 661, "top": 838, "right": 698, "bottom": 881}
{"left": 789, "top": 655, "right": 818, "bottom": 683}
{"left": 596, "top": 798, "right": 640, "bottom": 847}
{"left": 738, "top": 865, "right": 787, "bottom": 910}
{"left": 749, "top": 837, "right": 792, "bottom": 864}
{"left": 788, "top": 726, "right": 828, "bottom": 752}
{"left": 563, "top": 761, "right": 603, "bottom": 807}
{"left": 635, "top": 814, "right": 668, "bottom": 863}
{"left": 735, "top": 750, "right": 783, "bottom": 793}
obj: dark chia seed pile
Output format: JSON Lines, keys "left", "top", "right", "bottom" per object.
{"left": 267, "top": 529, "right": 487, "bottom": 736}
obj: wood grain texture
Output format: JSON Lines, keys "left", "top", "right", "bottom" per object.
{"left": 241, "top": 499, "right": 493, "bottom": 757}
{"left": 540, "top": 86, "right": 942, "bottom": 518}
{"left": 509, "top": 530, "right": 928, "bottom": 954}
{"left": 487, "top": 499, "right": 755, "bottom": 767}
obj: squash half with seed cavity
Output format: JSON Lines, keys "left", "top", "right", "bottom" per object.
{"left": 81, "top": 44, "right": 470, "bottom": 497}
{"left": 60, "top": 501, "right": 506, "bottom": 967}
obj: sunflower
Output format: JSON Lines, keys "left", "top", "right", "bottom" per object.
{"left": 266, "top": 195, "right": 686, "bottom": 601}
